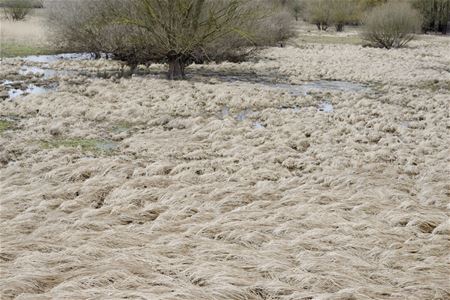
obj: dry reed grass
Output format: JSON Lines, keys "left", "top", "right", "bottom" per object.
{"left": 0, "top": 28, "right": 449, "bottom": 300}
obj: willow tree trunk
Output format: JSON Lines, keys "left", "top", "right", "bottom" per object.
{"left": 167, "top": 57, "right": 186, "bottom": 80}
{"left": 335, "top": 23, "right": 344, "bottom": 32}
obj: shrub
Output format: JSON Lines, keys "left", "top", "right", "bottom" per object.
{"left": 290, "top": 1, "right": 304, "bottom": 21}
{"left": 2, "top": 0, "right": 35, "bottom": 21}
{"left": 329, "top": 0, "right": 360, "bottom": 31}
{"left": 362, "top": 1, "right": 422, "bottom": 49}
{"left": 305, "top": 0, "right": 362, "bottom": 31}
{"left": 412, "top": 0, "right": 450, "bottom": 34}
{"left": 305, "top": 0, "right": 331, "bottom": 30}
{"left": 46, "top": 0, "right": 293, "bottom": 79}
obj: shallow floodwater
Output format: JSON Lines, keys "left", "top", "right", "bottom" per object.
{"left": 2, "top": 80, "right": 54, "bottom": 99}
{"left": 8, "top": 85, "right": 48, "bottom": 99}
{"left": 219, "top": 99, "right": 334, "bottom": 129}
{"left": 5, "top": 53, "right": 368, "bottom": 101}
{"left": 318, "top": 102, "right": 334, "bottom": 113}
{"left": 95, "top": 140, "right": 119, "bottom": 152}
{"left": 19, "top": 66, "right": 58, "bottom": 79}
{"left": 273, "top": 81, "right": 366, "bottom": 96}
{"left": 208, "top": 73, "right": 368, "bottom": 96}
{"left": 2, "top": 53, "right": 96, "bottom": 99}
{"left": 21, "top": 53, "right": 98, "bottom": 63}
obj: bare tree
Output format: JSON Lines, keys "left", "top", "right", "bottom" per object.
{"left": 47, "top": 0, "right": 292, "bottom": 80}
{"left": 107, "top": 0, "right": 261, "bottom": 79}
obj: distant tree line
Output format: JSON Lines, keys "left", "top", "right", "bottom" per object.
{"left": 277, "top": 0, "right": 389, "bottom": 32}
{"left": 281, "top": 0, "right": 449, "bottom": 34}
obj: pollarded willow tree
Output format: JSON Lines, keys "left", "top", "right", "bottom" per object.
{"left": 108, "top": 0, "right": 261, "bottom": 79}
{"left": 47, "top": 0, "right": 292, "bottom": 80}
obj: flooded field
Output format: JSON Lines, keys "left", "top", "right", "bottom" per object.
{"left": 1, "top": 31, "right": 450, "bottom": 300}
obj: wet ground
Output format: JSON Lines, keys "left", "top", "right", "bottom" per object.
{"left": 1, "top": 53, "right": 368, "bottom": 127}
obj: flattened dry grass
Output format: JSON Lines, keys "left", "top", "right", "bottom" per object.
{"left": 0, "top": 16, "right": 450, "bottom": 300}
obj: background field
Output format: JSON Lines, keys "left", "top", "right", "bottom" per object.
{"left": 0, "top": 9, "right": 52, "bottom": 58}
{"left": 1, "top": 5, "right": 450, "bottom": 300}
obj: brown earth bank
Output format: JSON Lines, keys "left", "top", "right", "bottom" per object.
{"left": 0, "top": 33, "right": 450, "bottom": 299}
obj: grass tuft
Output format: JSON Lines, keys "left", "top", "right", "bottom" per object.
{"left": 40, "top": 138, "right": 118, "bottom": 154}
{"left": 0, "top": 120, "right": 15, "bottom": 133}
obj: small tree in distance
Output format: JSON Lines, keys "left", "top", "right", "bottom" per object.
{"left": 329, "top": 0, "right": 360, "bottom": 32}
{"left": 362, "top": 1, "right": 422, "bottom": 49}
{"left": 2, "top": 0, "right": 34, "bottom": 21}
{"left": 306, "top": 0, "right": 331, "bottom": 30}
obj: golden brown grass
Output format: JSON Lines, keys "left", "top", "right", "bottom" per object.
{"left": 0, "top": 20, "right": 449, "bottom": 300}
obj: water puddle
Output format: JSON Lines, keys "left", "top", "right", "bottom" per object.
{"left": 218, "top": 107, "right": 256, "bottom": 122}
{"left": 270, "top": 81, "right": 366, "bottom": 96}
{"left": 235, "top": 109, "right": 254, "bottom": 121}
{"left": 19, "top": 66, "right": 58, "bottom": 78}
{"left": 253, "top": 122, "right": 265, "bottom": 129}
{"left": 8, "top": 85, "right": 51, "bottom": 99}
{"left": 95, "top": 140, "right": 119, "bottom": 152}
{"left": 5, "top": 53, "right": 368, "bottom": 102}
{"left": 219, "top": 100, "right": 334, "bottom": 130}
{"left": 2, "top": 79, "right": 54, "bottom": 99}
{"left": 302, "top": 81, "right": 367, "bottom": 93}
{"left": 400, "top": 122, "right": 410, "bottom": 129}
{"left": 21, "top": 53, "right": 98, "bottom": 63}
{"left": 2, "top": 53, "right": 97, "bottom": 99}
{"left": 219, "top": 106, "right": 230, "bottom": 119}
{"left": 318, "top": 102, "right": 334, "bottom": 113}
{"left": 262, "top": 81, "right": 367, "bottom": 96}
{"left": 207, "top": 73, "right": 368, "bottom": 96}
{"left": 2, "top": 80, "right": 14, "bottom": 85}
